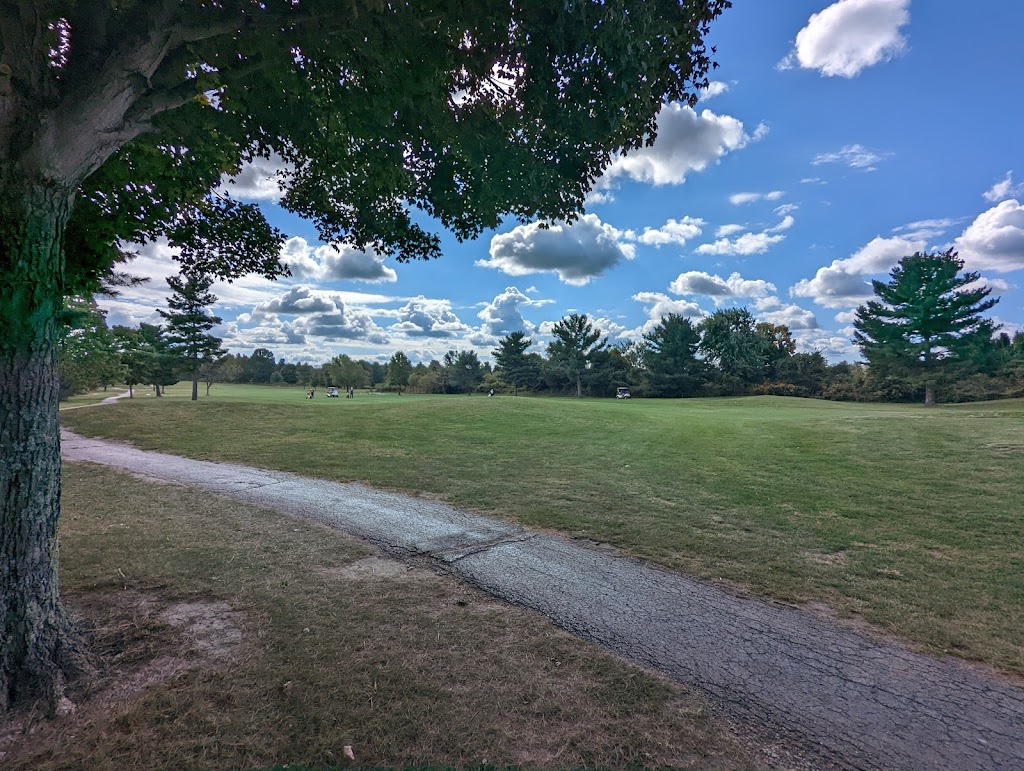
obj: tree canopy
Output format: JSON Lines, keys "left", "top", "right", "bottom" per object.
{"left": 698, "top": 308, "right": 771, "bottom": 390}
{"left": 0, "top": 0, "right": 732, "bottom": 713}
{"left": 853, "top": 250, "right": 998, "bottom": 404}
{"left": 385, "top": 351, "right": 413, "bottom": 392}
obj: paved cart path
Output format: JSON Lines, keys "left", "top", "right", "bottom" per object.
{"left": 62, "top": 430, "right": 1024, "bottom": 771}
{"left": 59, "top": 389, "right": 132, "bottom": 411}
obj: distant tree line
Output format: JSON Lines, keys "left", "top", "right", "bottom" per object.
{"left": 60, "top": 252, "right": 1023, "bottom": 405}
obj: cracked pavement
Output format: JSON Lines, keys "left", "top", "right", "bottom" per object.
{"left": 62, "top": 429, "right": 1024, "bottom": 770}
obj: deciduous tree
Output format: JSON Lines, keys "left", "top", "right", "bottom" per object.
{"left": 57, "top": 298, "right": 123, "bottom": 400}
{"left": 698, "top": 308, "right": 771, "bottom": 391}
{"left": 0, "top": 0, "right": 729, "bottom": 713}
{"left": 386, "top": 352, "right": 412, "bottom": 393}
{"left": 325, "top": 354, "right": 367, "bottom": 391}
{"left": 853, "top": 250, "right": 998, "bottom": 405}
{"left": 244, "top": 348, "right": 277, "bottom": 384}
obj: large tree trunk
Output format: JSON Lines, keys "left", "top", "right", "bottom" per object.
{"left": 0, "top": 182, "right": 86, "bottom": 713}
{"left": 924, "top": 384, "right": 935, "bottom": 406}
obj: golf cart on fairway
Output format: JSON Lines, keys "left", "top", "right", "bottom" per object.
{"left": 616, "top": 387, "right": 631, "bottom": 399}
{"left": 326, "top": 387, "right": 340, "bottom": 397}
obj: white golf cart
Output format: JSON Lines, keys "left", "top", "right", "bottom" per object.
{"left": 616, "top": 387, "right": 631, "bottom": 399}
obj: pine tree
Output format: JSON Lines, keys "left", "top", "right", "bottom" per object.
{"left": 853, "top": 250, "right": 999, "bottom": 405}
{"left": 493, "top": 332, "right": 534, "bottom": 395}
{"left": 547, "top": 314, "right": 608, "bottom": 397}
{"left": 643, "top": 314, "right": 706, "bottom": 397}
{"left": 158, "top": 273, "right": 226, "bottom": 401}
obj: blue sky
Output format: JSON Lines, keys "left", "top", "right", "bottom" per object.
{"left": 101, "top": 0, "right": 1024, "bottom": 365}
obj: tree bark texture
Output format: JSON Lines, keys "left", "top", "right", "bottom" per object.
{"left": 0, "top": 181, "right": 83, "bottom": 712}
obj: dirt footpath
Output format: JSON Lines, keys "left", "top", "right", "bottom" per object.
{"left": 62, "top": 429, "right": 1024, "bottom": 770}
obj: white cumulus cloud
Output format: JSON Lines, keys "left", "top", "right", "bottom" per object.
{"left": 281, "top": 237, "right": 397, "bottom": 283}
{"left": 715, "top": 223, "right": 746, "bottom": 238}
{"left": 246, "top": 285, "right": 390, "bottom": 344}
{"left": 842, "top": 235, "right": 924, "bottom": 273}
{"left": 480, "top": 214, "right": 636, "bottom": 285}
{"left": 753, "top": 297, "right": 819, "bottom": 330}
{"left": 955, "top": 199, "right": 1024, "bottom": 272}
{"left": 600, "top": 102, "right": 763, "bottom": 187}
{"left": 791, "top": 268, "right": 874, "bottom": 309}
{"left": 389, "top": 296, "right": 472, "bottom": 338}
{"left": 637, "top": 217, "right": 705, "bottom": 247}
{"left": 219, "top": 153, "right": 290, "bottom": 202}
{"left": 670, "top": 271, "right": 777, "bottom": 301}
{"left": 696, "top": 231, "right": 786, "bottom": 256}
{"left": 700, "top": 81, "right": 730, "bottom": 101}
{"left": 477, "top": 286, "right": 541, "bottom": 337}
{"left": 780, "top": 0, "right": 910, "bottom": 78}
{"left": 789, "top": 235, "right": 924, "bottom": 309}
{"left": 696, "top": 213, "right": 794, "bottom": 256}
{"left": 632, "top": 292, "right": 707, "bottom": 335}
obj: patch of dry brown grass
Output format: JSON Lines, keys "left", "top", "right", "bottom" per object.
{"left": 1, "top": 463, "right": 761, "bottom": 770}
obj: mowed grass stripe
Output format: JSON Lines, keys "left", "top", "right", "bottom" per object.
{"left": 61, "top": 386, "right": 1024, "bottom": 675}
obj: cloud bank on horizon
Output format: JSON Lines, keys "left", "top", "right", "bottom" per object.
{"left": 101, "top": 1, "right": 1024, "bottom": 365}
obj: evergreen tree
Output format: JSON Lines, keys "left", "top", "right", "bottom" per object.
{"left": 643, "top": 314, "right": 706, "bottom": 397}
{"left": 158, "top": 273, "right": 226, "bottom": 401}
{"left": 547, "top": 314, "right": 608, "bottom": 397}
{"left": 493, "top": 332, "right": 535, "bottom": 395}
{"left": 853, "top": 250, "right": 998, "bottom": 405}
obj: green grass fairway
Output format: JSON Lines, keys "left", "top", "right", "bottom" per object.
{"left": 62, "top": 386, "right": 1024, "bottom": 675}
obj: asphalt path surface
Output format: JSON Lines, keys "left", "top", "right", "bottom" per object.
{"left": 62, "top": 429, "right": 1024, "bottom": 770}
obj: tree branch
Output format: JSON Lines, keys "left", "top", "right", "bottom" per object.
{"left": 126, "top": 80, "right": 202, "bottom": 126}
